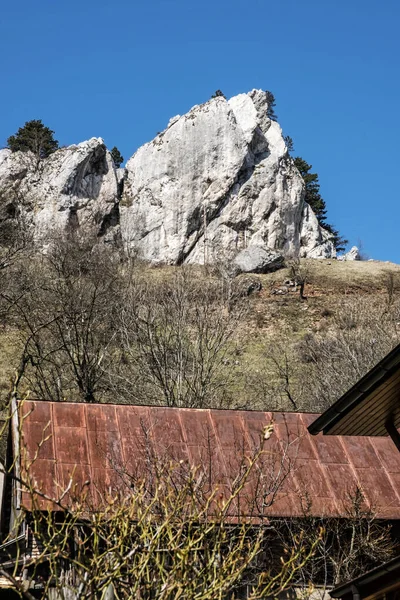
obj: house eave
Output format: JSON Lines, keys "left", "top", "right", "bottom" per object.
{"left": 308, "top": 342, "right": 400, "bottom": 437}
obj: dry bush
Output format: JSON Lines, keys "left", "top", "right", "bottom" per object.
{"left": 0, "top": 200, "right": 32, "bottom": 325}
{"left": 8, "top": 232, "right": 122, "bottom": 402}
{"left": 277, "top": 488, "right": 396, "bottom": 591}
{"left": 285, "top": 257, "right": 313, "bottom": 300}
{"left": 5, "top": 237, "right": 247, "bottom": 408}
{"left": 0, "top": 195, "right": 31, "bottom": 273}
{"left": 244, "top": 342, "right": 301, "bottom": 411}
{"left": 110, "top": 267, "right": 245, "bottom": 408}
{"left": 296, "top": 295, "right": 400, "bottom": 411}
{"left": 244, "top": 295, "right": 400, "bottom": 413}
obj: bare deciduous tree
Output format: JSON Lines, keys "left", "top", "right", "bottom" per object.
{"left": 0, "top": 196, "right": 31, "bottom": 273}
{"left": 296, "top": 296, "right": 400, "bottom": 410}
{"left": 277, "top": 487, "right": 396, "bottom": 593}
{"left": 246, "top": 295, "right": 400, "bottom": 413}
{"left": 11, "top": 232, "right": 121, "bottom": 402}
{"left": 112, "top": 268, "right": 242, "bottom": 408}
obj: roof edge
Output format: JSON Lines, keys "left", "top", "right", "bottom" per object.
{"left": 308, "top": 342, "right": 400, "bottom": 435}
{"left": 331, "top": 555, "right": 400, "bottom": 597}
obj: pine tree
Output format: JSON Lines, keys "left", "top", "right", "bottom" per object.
{"left": 294, "top": 157, "right": 347, "bottom": 253}
{"left": 7, "top": 120, "right": 59, "bottom": 159}
{"left": 284, "top": 135, "right": 294, "bottom": 153}
{"left": 294, "top": 158, "right": 327, "bottom": 222}
{"left": 322, "top": 223, "right": 348, "bottom": 254}
{"left": 111, "top": 146, "right": 124, "bottom": 168}
{"left": 265, "top": 90, "right": 278, "bottom": 120}
{"left": 211, "top": 90, "right": 226, "bottom": 99}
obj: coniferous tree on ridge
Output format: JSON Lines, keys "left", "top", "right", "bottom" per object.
{"left": 294, "top": 157, "right": 347, "bottom": 253}
{"left": 294, "top": 157, "right": 327, "bottom": 223}
{"left": 111, "top": 146, "right": 124, "bottom": 168}
{"left": 265, "top": 90, "right": 278, "bottom": 120}
{"left": 211, "top": 90, "right": 226, "bottom": 99}
{"left": 284, "top": 135, "right": 294, "bottom": 153}
{"left": 7, "top": 120, "right": 59, "bottom": 159}
{"left": 269, "top": 86, "right": 347, "bottom": 253}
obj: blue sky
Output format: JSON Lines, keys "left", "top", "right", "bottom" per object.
{"left": 1, "top": 0, "right": 399, "bottom": 261}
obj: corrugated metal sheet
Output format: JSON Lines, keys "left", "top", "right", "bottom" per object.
{"left": 18, "top": 401, "right": 400, "bottom": 519}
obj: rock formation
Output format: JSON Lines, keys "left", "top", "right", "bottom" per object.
{"left": 121, "top": 90, "right": 336, "bottom": 264}
{"left": 0, "top": 90, "right": 336, "bottom": 265}
{"left": 233, "top": 245, "right": 284, "bottom": 275}
{"left": 0, "top": 138, "right": 119, "bottom": 242}
{"left": 337, "top": 246, "right": 361, "bottom": 261}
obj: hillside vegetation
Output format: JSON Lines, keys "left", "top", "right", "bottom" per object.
{"left": 1, "top": 233, "right": 400, "bottom": 413}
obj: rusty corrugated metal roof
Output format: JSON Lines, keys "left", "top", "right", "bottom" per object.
{"left": 18, "top": 401, "right": 400, "bottom": 519}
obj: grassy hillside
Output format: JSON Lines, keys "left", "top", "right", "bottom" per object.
{"left": 234, "top": 259, "right": 400, "bottom": 411}
{"left": 1, "top": 255, "right": 400, "bottom": 412}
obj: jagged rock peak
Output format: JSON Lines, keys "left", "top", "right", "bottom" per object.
{"left": 0, "top": 91, "right": 336, "bottom": 264}
{"left": 338, "top": 246, "right": 361, "bottom": 261}
{"left": 0, "top": 137, "right": 120, "bottom": 241}
{"left": 121, "top": 89, "right": 336, "bottom": 264}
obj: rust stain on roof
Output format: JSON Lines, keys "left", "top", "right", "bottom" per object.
{"left": 18, "top": 402, "right": 400, "bottom": 519}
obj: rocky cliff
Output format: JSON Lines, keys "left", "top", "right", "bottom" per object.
{"left": 0, "top": 138, "right": 119, "bottom": 242}
{"left": 0, "top": 90, "right": 336, "bottom": 265}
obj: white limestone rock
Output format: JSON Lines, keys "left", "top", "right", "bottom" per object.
{"left": 233, "top": 245, "right": 284, "bottom": 274}
{"left": 0, "top": 149, "right": 11, "bottom": 168}
{"left": 0, "top": 90, "right": 337, "bottom": 263}
{"left": 337, "top": 246, "right": 361, "bottom": 261}
{"left": 121, "top": 89, "right": 336, "bottom": 264}
{"left": 299, "top": 203, "right": 336, "bottom": 259}
{"left": 0, "top": 138, "right": 119, "bottom": 240}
